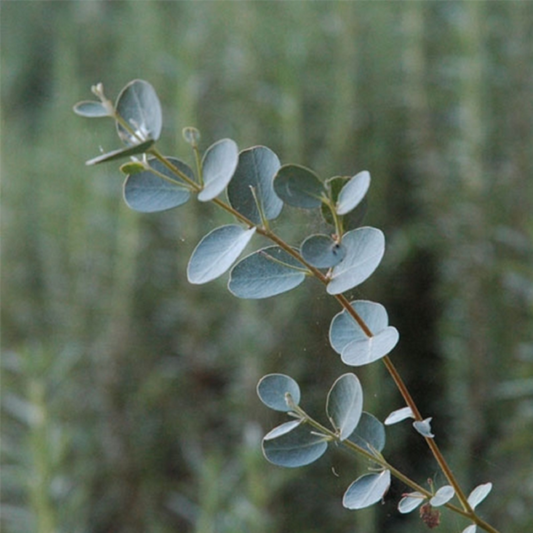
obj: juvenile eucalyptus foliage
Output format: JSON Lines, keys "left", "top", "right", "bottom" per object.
{"left": 74, "top": 79, "right": 499, "bottom": 533}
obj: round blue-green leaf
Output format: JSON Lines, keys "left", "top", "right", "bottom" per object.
{"left": 301, "top": 234, "right": 345, "bottom": 268}
{"left": 336, "top": 171, "right": 371, "bottom": 215}
{"left": 467, "top": 483, "right": 492, "bottom": 510}
{"left": 198, "top": 139, "right": 239, "bottom": 201}
{"left": 116, "top": 79, "right": 162, "bottom": 145}
{"left": 413, "top": 417, "right": 434, "bottom": 438}
{"left": 273, "top": 164, "right": 324, "bottom": 209}
{"left": 73, "top": 100, "right": 110, "bottom": 118}
{"left": 343, "top": 470, "right": 391, "bottom": 510}
{"left": 348, "top": 412, "right": 386, "bottom": 454}
{"left": 322, "top": 176, "right": 368, "bottom": 231}
{"left": 264, "top": 420, "right": 301, "bottom": 440}
{"left": 430, "top": 485, "right": 455, "bottom": 507}
{"left": 187, "top": 225, "right": 256, "bottom": 284}
{"left": 384, "top": 406, "right": 414, "bottom": 426}
{"left": 327, "top": 227, "right": 385, "bottom": 295}
{"left": 257, "top": 374, "right": 301, "bottom": 412}
{"left": 227, "top": 146, "right": 282, "bottom": 225}
{"left": 263, "top": 421, "right": 328, "bottom": 468}
{"left": 228, "top": 246, "right": 306, "bottom": 299}
{"left": 341, "top": 326, "right": 399, "bottom": 367}
{"left": 326, "top": 374, "right": 363, "bottom": 441}
{"left": 398, "top": 492, "right": 426, "bottom": 514}
{"left": 329, "top": 300, "right": 389, "bottom": 355}
{"left": 124, "top": 157, "right": 192, "bottom": 213}
{"left": 86, "top": 139, "right": 155, "bottom": 166}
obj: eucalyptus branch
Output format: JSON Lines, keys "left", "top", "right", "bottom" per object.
{"left": 196, "top": 189, "right": 479, "bottom": 516}
{"left": 128, "top": 149, "right": 495, "bottom": 532}
{"left": 288, "top": 401, "right": 471, "bottom": 519}
{"left": 126, "top": 148, "right": 496, "bottom": 532}
{"left": 74, "top": 79, "right": 500, "bottom": 533}
{"left": 183, "top": 160, "right": 497, "bottom": 531}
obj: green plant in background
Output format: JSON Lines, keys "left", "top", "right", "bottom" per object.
{"left": 74, "top": 79, "right": 501, "bottom": 533}
{"left": 1, "top": 345, "right": 88, "bottom": 533}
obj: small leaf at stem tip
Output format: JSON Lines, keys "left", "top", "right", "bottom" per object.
{"left": 115, "top": 79, "right": 163, "bottom": 145}
{"left": 321, "top": 176, "right": 368, "bottom": 230}
{"left": 326, "top": 374, "right": 363, "bottom": 441}
{"left": 430, "top": 485, "right": 455, "bottom": 507}
{"left": 86, "top": 139, "right": 155, "bottom": 166}
{"left": 398, "top": 492, "right": 426, "bottom": 514}
{"left": 413, "top": 417, "right": 434, "bottom": 438}
{"left": 262, "top": 421, "right": 329, "bottom": 468}
{"left": 198, "top": 139, "right": 239, "bottom": 201}
{"left": 384, "top": 406, "right": 414, "bottom": 425}
{"left": 187, "top": 225, "right": 255, "bottom": 284}
{"left": 182, "top": 126, "right": 201, "bottom": 145}
{"left": 336, "top": 170, "right": 371, "bottom": 215}
{"left": 343, "top": 470, "right": 391, "bottom": 510}
{"left": 467, "top": 482, "right": 492, "bottom": 509}
{"left": 73, "top": 100, "right": 111, "bottom": 117}
{"left": 257, "top": 374, "right": 301, "bottom": 412}
{"left": 462, "top": 526, "right": 477, "bottom": 533}
{"left": 273, "top": 164, "right": 324, "bottom": 209}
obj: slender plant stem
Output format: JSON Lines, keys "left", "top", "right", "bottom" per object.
{"left": 335, "top": 294, "right": 476, "bottom": 514}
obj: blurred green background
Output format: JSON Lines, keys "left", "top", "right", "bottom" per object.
{"left": 2, "top": 2, "right": 532, "bottom": 532}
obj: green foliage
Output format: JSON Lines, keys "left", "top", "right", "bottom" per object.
{"left": 343, "top": 471, "right": 392, "bottom": 510}
{"left": 330, "top": 301, "right": 389, "bottom": 353}
{"left": 123, "top": 157, "right": 193, "bottom": 212}
{"left": 348, "top": 412, "right": 386, "bottom": 454}
{"left": 467, "top": 483, "right": 493, "bottom": 510}
{"left": 3, "top": 3, "right": 532, "bottom": 532}
{"left": 335, "top": 171, "right": 370, "bottom": 216}
{"left": 301, "top": 234, "right": 346, "bottom": 268}
{"left": 198, "top": 139, "right": 239, "bottom": 201}
{"left": 430, "top": 486, "right": 455, "bottom": 507}
{"left": 273, "top": 164, "right": 324, "bottom": 209}
{"left": 263, "top": 421, "right": 329, "bottom": 468}
{"left": 228, "top": 246, "right": 307, "bottom": 299}
{"left": 330, "top": 300, "right": 399, "bottom": 365}
{"left": 114, "top": 79, "right": 163, "bottom": 145}
{"left": 257, "top": 374, "right": 301, "bottom": 413}
{"left": 188, "top": 225, "right": 256, "bottom": 285}
{"left": 227, "top": 147, "right": 282, "bottom": 225}
{"left": 86, "top": 138, "right": 156, "bottom": 166}
{"left": 325, "top": 227, "right": 385, "bottom": 295}
{"left": 72, "top": 78, "right": 501, "bottom": 533}
{"left": 326, "top": 373, "right": 363, "bottom": 441}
